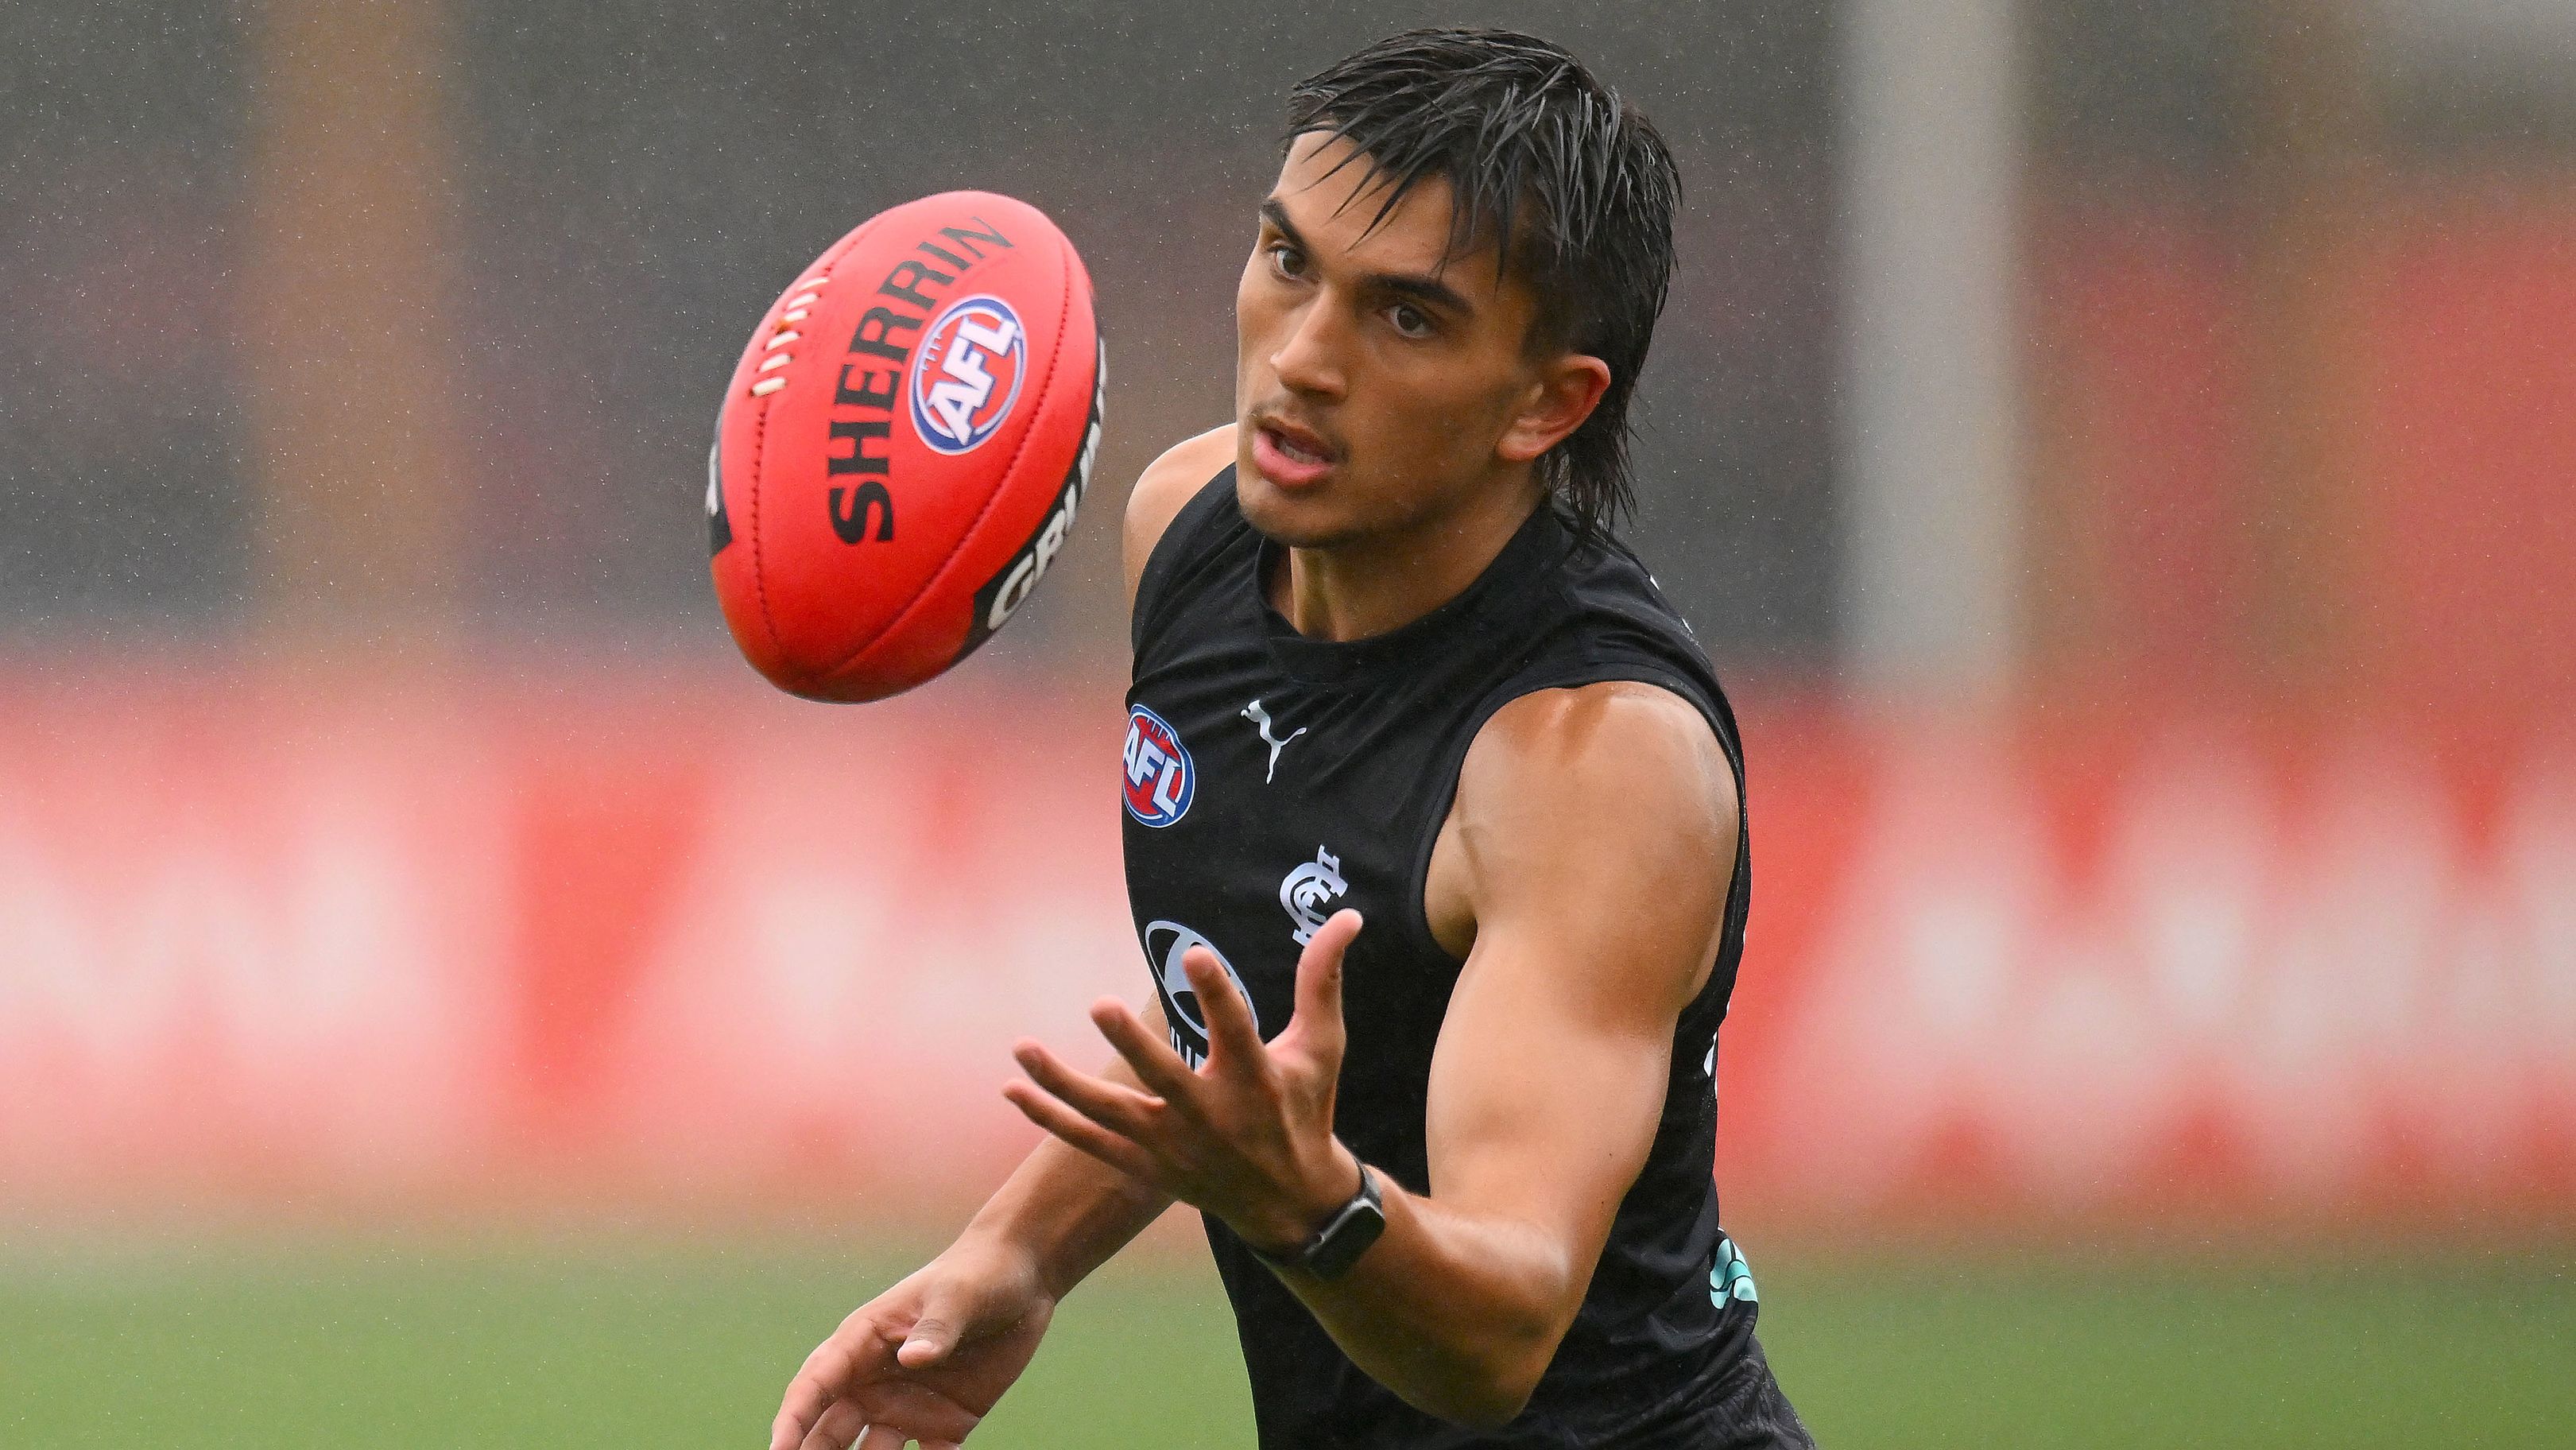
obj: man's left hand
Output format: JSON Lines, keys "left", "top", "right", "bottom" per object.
{"left": 1003, "top": 909, "right": 1366, "bottom": 1257}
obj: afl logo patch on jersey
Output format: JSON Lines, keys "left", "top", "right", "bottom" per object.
{"left": 910, "top": 294, "right": 1026, "bottom": 454}
{"left": 1122, "top": 704, "right": 1195, "bottom": 827}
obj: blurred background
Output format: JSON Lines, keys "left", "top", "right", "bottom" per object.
{"left": 4, "top": 1, "right": 2571, "bottom": 1444}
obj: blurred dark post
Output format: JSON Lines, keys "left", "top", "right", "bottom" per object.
{"left": 2240, "top": 0, "right": 2379, "bottom": 693}
{"left": 241, "top": 0, "right": 463, "bottom": 637}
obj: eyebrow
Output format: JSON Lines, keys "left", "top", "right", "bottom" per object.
{"left": 1259, "top": 196, "right": 1476, "bottom": 316}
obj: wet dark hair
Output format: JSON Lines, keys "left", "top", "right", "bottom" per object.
{"left": 1285, "top": 27, "right": 1680, "bottom": 537}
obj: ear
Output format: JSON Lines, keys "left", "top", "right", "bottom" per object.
{"left": 1495, "top": 352, "right": 1613, "bottom": 466}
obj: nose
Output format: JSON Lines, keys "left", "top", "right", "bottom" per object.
{"left": 1268, "top": 295, "right": 1346, "bottom": 401}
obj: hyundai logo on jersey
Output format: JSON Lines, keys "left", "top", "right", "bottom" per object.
{"left": 1122, "top": 704, "right": 1195, "bottom": 828}
{"left": 910, "top": 294, "right": 1025, "bottom": 454}
{"left": 1142, "top": 919, "right": 1258, "bottom": 1063}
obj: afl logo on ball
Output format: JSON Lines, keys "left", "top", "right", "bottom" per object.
{"left": 911, "top": 294, "right": 1025, "bottom": 454}
{"left": 1122, "top": 705, "right": 1194, "bottom": 828}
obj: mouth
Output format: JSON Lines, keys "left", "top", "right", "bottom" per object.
{"left": 1249, "top": 413, "right": 1340, "bottom": 489}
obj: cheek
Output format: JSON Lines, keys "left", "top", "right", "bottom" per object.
{"left": 1234, "top": 266, "right": 1281, "bottom": 368}
{"left": 1365, "top": 361, "right": 1497, "bottom": 456}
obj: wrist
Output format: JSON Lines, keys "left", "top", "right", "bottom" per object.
{"left": 1244, "top": 1156, "right": 1386, "bottom": 1281}
{"left": 961, "top": 1151, "right": 1169, "bottom": 1301}
{"left": 947, "top": 1219, "right": 1062, "bottom": 1300}
{"left": 1238, "top": 1140, "right": 1365, "bottom": 1260}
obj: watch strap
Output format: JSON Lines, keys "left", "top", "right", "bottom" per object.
{"left": 1249, "top": 1162, "right": 1386, "bottom": 1281}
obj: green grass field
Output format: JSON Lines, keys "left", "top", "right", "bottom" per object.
{"left": 5, "top": 1232, "right": 2569, "bottom": 1448}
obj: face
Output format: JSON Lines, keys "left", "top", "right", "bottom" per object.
{"left": 1234, "top": 132, "right": 1609, "bottom": 549}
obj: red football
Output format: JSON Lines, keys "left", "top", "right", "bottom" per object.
{"left": 707, "top": 192, "right": 1102, "bottom": 701}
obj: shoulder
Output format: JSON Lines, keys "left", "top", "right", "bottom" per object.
{"left": 1427, "top": 680, "right": 1737, "bottom": 987}
{"left": 1121, "top": 425, "right": 1238, "bottom": 610}
{"left": 1460, "top": 681, "right": 1735, "bottom": 845}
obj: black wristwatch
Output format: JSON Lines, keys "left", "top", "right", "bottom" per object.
{"left": 1248, "top": 1162, "right": 1386, "bottom": 1280}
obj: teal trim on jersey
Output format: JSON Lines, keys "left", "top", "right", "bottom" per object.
{"left": 1711, "top": 1235, "right": 1758, "bottom": 1306}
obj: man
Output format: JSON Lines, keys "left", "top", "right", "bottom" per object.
{"left": 773, "top": 28, "right": 1811, "bottom": 1449}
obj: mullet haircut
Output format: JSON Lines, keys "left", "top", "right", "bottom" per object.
{"left": 1285, "top": 27, "right": 1679, "bottom": 538}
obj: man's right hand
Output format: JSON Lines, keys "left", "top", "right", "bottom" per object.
{"left": 769, "top": 1237, "right": 1057, "bottom": 1450}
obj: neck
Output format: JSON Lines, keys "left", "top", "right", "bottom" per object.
{"left": 1270, "top": 473, "right": 1546, "bottom": 642}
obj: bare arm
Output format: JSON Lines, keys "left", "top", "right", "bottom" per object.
{"left": 768, "top": 1034, "right": 1176, "bottom": 1450}
{"left": 958, "top": 421, "right": 1238, "bottom": 1297}
{"left": 928, "top": 421, "right": 1238, "bottom": 1299}
{"left": 1005, "top": 681, "right": 1736, "bottom": 1428}
{"left": 766, "top": 427, "right": 1239, "bottom": 1450}
{"left": 1122, "top": 424, "right": 1237, "bottom": 611}
{"left": 1275, "top": 683, "right": 1734, "bottom": 1423}
{"left": 948, "top": 1049, "right": 1172, "bottom": 1298}
{"left": 938, "top": 420, "right": 1239, "bottom": 1299}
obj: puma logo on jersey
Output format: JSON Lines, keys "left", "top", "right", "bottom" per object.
{"left": 1242, "top": 698, "right": 1305, "bottom": 783}
{"left": 1280, "top": 845, "right": 1346, "bottom": 946}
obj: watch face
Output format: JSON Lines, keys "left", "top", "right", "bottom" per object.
{"left": 1305, "top": 1167, "right": 1389, "bottom": 1281}
{"left": 1307, "top": 1197, "right": 1386, "bottom": 1280}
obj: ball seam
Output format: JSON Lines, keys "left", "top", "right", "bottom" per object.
{"left": 747, "top": 215, "right": 893, "bottom": 680}
{"left": 750, "top": 400, "right": 777, "bottom": 655}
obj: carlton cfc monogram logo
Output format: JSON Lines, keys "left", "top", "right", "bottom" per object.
{"left": 1122, "top": 705, "right": 1194, "bottom": 828}
{"left": 1280, "top": 846, "right": 1346, "bottom": 945}
{"left": 910, "top": 294, "right": 1025, "bottom": 454}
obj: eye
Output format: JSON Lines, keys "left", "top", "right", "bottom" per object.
{"left": 1388, "top": 303, "right": 1434, "bottom": 339}
{"left": 1268, "top": 242, "right": 1308, "bottom": 281}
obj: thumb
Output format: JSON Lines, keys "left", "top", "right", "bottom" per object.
{"left": 896, "top": 1305, "right": 961, "bottom": 1369}
{"left": 1291, "top": 909, "right": 1362, "bottom": 1051}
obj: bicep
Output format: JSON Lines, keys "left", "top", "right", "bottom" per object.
{"left": 1423, "top": 934, "right": 1676, "bottom": 1258}
{"left": 1419, "top": 684, "right": 1738, "bottom": 1270}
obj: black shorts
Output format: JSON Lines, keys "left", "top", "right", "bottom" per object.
{"left": 1675, "top": 1333, "right": 1816, "bottom": 1449}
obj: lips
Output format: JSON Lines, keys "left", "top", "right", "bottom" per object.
{"left": 1250, "top": 414, "right": 1340, "bottom": 490}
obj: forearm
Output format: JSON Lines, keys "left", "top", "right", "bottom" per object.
{"left": 960, "top": 1060, "right": 1175, "bottom": 1300}
{"left": 1268, "top": 1176, "right": 1575, "bottom": 1429}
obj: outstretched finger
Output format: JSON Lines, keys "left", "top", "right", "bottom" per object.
{"left": 1002, "top": 1077, "right": 1162, "bottom": 1183}
{"left": 773, "top": 1383, "right": 823, "bottom": 1450}
{"left": 1182, "top": 946, "right": 1265, "bottom": 1068}
{"left": 799, "top": 1399, "right": 870, "bottom": 1450}
{"left": 1288, "top": 909, "right": 1361, "bottom": 1056}
{"left": 1089, "top": 998, "right": 1202, "bottom": 1107}
{"left": 776, "top": 1332, "right": 874, "bottom": 1450}
{"left": 1013, "top": 1040, "right": 1164, "bottom": 1140}
{"left": 846, "top": 1380, "right": 982, "bottom": 1444}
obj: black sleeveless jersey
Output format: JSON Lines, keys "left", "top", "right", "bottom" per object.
{"left": 1121, "top": 468, "right": 1797, "bottom": 1448}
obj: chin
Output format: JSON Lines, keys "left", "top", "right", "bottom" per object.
{"left": 1234, "top": 469, "right": 1368, "bottom": 550}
